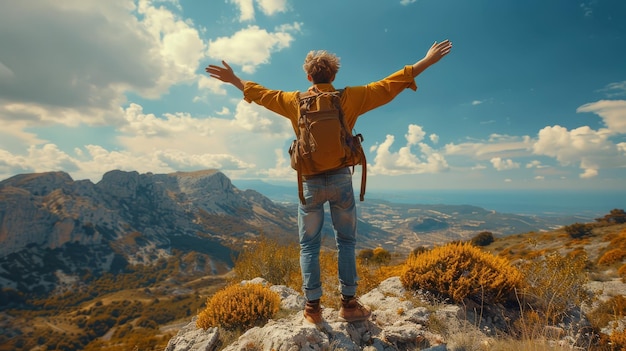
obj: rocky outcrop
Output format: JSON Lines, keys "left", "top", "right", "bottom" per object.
{"left": 0, "top": 170, "right": 296, "bottom": 293}
{"left": 165, "top": 277, "right": 487, "bottom": 351}
{"left": 167, "top": 276, "right": 603, "bottom": 351}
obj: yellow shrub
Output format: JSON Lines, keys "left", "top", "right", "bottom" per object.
{"left": 519, "top": 252, "right": 591, "bottom": 324}
{"left": 197, "top": 283, "right": 280, "bottom": 330}
{"left": 566, "top": 248, "right": 587, "bottom": 259}
{"left": 232, "top": 235, "right": 301, "bottom": 290}
{"left": 318, "top": 250, "right": 339, "bottom": 308}
{"left": 598, "top": 248, "right": 626, "bottom": 266}
{"left": 357, "top": 261, "right": 403, "bottom": 298}
{"left": 610, "top": 328, "right": 626, "bottom": 350}
{"left": 608, "top": 230, "right": 626, "bottom": 248}
{"left": 587, "top": 295, "right": 626, "bottom": 331}
{"left": 371, "top": 247, "right": 391, "bottom": 265}
{"left": 400, "top": 242, "right": 523, "bottom": 303}
{"left": 618, "top": 264, "right": 626, "bottom": 279}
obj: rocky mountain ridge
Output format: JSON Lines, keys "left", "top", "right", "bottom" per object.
{"left": 0, "top": 170, "right": 296, "bottom": 294}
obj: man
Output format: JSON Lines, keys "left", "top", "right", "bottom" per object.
{"left": 206, "top": 39, "right": 452, "bottom": 324}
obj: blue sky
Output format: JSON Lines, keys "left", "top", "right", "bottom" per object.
{"left": 0, "top": 0, "right": 625, "bottom": 192}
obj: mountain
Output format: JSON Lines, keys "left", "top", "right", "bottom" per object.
{"left": 0, "top": 169, "right": 589, "bottom": 297}
{"left": 0, "top": 170, "right": 296, "bottom": 295}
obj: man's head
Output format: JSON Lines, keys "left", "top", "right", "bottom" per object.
{"left": 303, "top": 50, "right": 340, "bottom": 84}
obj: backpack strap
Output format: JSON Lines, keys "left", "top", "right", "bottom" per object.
{"left": 356, "top": 134, "right": 367, "bottom": 202}
{"left": 331, "top": 90, "right": 367, "bottom": 202}
{"left": 297, "top": 167, "right": 305, "bottom": 204}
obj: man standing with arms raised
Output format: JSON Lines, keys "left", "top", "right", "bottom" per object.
{"left": 206, "top": 39, "right": 452, "bottom": 324}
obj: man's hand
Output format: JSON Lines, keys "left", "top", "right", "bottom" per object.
{"left": 424, "top": 40, "right": 452, "bottom": 65}
{"left": 205, "top": 60, "right": 245, "bottom": 91}
{"left": 412, "top": 39, "right": 453, "bottom": 78}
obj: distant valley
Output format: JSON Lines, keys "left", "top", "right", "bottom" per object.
{"left": 0, "top": 170, "right": 596, "bottom": 297}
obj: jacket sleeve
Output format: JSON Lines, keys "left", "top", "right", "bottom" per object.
{"left": 342, "top": 65, "right": 418, "bottom": 125}
{"left": 243, "top": 81, "right": 300, "bottom": 120}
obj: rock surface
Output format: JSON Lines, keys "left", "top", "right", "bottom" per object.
{"left": 166, "top": 277, "right": 484, "bottom": 351}
{"left": 167, "top": 276, "right": 615, "bottom": 351}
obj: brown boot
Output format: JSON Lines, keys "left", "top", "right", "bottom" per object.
{"left": 338, "top": 296, "right": 371, "bottom": 322}
{"left": 303, "top": 300, "right": 323, "bottom": 324}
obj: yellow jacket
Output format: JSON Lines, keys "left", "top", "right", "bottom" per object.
{"left": 243, "top": 65, "right": 418, "bottom": 133}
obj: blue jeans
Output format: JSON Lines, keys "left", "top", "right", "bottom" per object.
{"left": 298, "top": 167, "right": 358, "bottom": 301}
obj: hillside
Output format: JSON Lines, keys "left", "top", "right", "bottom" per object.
{"left": 0, "top": 170, "right": 296, "bottom": 296}
{"left": 167, "top": 219, "right": 626, "bottom": 351}
{"left": 1, "top": 212, "right": 624, "bottom": 350}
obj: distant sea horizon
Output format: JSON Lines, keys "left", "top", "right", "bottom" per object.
{"left": 232, "top": 180, "right": 624, "bottom": 219}
{"left": 366, "top": 189, "right": 626, "bottom": 218}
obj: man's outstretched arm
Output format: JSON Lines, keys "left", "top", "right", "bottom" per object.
{"left": 412, "top": 39, "right": 453, "bottom": 78}
{"left": 205, "top": 60, "right": 246, "bottom": 91}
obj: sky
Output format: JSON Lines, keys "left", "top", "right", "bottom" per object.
{"left": 1, "top": 0, "right": 625, "bottom": 193}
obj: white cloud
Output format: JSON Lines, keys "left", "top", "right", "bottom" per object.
{"left": 444, "top": 134, "right": 532, "bottom": 159}
{"left": 576, "top": 100, "right": 626, "bottom": 134}
{"left": 532, "top": 124, "right": 623, "bottom": 178}
{"left": 405, "top": 124, "right": 426, "bottom": 145}
{"left": 526, "top": 160, "right": 545, "bottom": 169}
{"left": 439, "top": 102, "right": 626, "bottom": 180}
{"left": 490, "top": 157, "right": 520, "bottom": 171}
{"left": 216, "top": 107, "right": 231, "bottom": 116}
{"left": 0, "top": 140, "right": 260, "bottom": 184}
{"left": 264, "top": 148, "right": 293, "bottom": 178}
{"left": 119, "top": 101, "right": 292, "bottom": 145}
{"left": 105, "top": 103, "right": 292, "bottom": 181}
{"left": 0, "top": 0, "right": 205, "bottom": 127}
{"left": 400, "top": 0, "right": 417, "bottom": 5}
{"left": 471, "top": 164, "right": 487, "bottom": 170}
{"left": 580, "top": 168, "right": 598, "bottom": 179}
{"left": 230, "top": 0, "right": 288, "bottom": 21}
{"left": 83, "top": 144, "right": 256, "bottom": 181}
{"left": 207, "top": 24, "right": 301, "bottom": 74}
{"left": 0, "top": 144, "right": 80, "bottom": 177}
{"left": 0, "top": 120, "right": 46, "bottom": 151}
{"left": 599, "top": 81, "right": 626, "bottom": 98}
{"left": 198, "top": 75, "right": 228, "bottom": 96}
{"left": 257, "top": 0, "right": 288, "bottom": 16}
{"left": 533, "top": 125, "right": 615, "bottom": 165}
{"left": 429, "top": 134, "right": 439, "bottom": 144}
{"left": 230, "top": 0, "right": 256, "bottom": 21}
{"left": 233, "top": 101, "right": 292, "bottom": 135}
{"left": 0, "top": 99, "right": 296, "bottom": 182}
{"left": 369, "top": 125, "right": 449, "bottom": 175}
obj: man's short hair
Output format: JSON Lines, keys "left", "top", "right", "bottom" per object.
{"left": 303, "top": 50, "right": 340, "bottom": 84}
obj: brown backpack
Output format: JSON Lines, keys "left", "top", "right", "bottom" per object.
{"left": 288, "top": 88, "right": 367, "bottom": 204}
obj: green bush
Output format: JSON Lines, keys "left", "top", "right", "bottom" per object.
{"left": 595, "top": 208, "right": 626, "bottom": 224}
{"left": 564, "top": 222, "right": 593, "bottom": 239}
{"left": 470, "top": 231, "right": 495, "bottom": 246}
